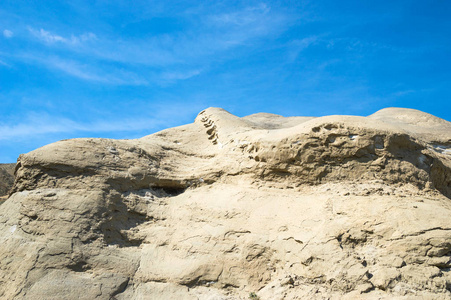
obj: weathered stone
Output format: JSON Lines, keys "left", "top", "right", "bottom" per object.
{"left": 0, "top": 107, "right": 450, "bottom": 299}
{"left": 0, "top": 163, "right": 15, "bottom": 199}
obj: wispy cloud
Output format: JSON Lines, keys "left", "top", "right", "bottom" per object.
{"left": 50, "top": 58, "right": 105, "bottom": 81}
{"left": 287, "top": 36, "right": 318, "bottom": 61}
{"left": 160, "top": 69, "right": 201, "bottom": 81}
{"left": 0, "top": 59, "right": 9, "bottom": 67}
{"left": 0, "top": 98, "right": 206, "bottom": 142}
{"left": 14, "top": 4, "right": 296, "bottom": 86}
{"left": 210, "top": 3, "right": 271, "bottom": 26}
{"left": 392, "top": 89, "right": 415, "bottom": 97}
{"left": 24, "top": 4, "right": 291, "bottom": 64}
{"left": 3, "top": 29, "right": 13, "bottom": 38}
{"left": 17, "top": 54, "right": 148, "bottom": 85}
{"left": 48, "top": 57, "right": 147, "bottom": 85}
{"left": 0, "top": 114, "right": 161, "bottom": 141}
{"left": 28, "top": 27, "right": 96, "bottom": 45}
{"left": 206, "top": 3, "right": 291, "bottom": 47}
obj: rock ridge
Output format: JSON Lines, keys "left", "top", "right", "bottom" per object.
{"left": 0, "top": 107, "right": 450, "bottom": 299}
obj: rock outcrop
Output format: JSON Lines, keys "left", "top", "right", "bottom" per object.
{"left": 0, "top": 107, "right": 450, "bottom": 299}
{"left": 0, "top": 163, "right": 15, "bottom": 200}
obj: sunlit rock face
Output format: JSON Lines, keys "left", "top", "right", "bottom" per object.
{"left": 0, "top": 107, "right": 450, "bottom": 299}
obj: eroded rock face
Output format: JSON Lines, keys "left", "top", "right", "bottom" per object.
{"left": 0, "top": 107, "right": 450, "bottom": 299}
{"left": 0, "top": 163, "right": 15, "bottom": 200}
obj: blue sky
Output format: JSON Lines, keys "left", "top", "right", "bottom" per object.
{"left": 1, "top": 0, "right": 450, "bottom": 162}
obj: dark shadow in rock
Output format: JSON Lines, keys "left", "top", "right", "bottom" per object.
{"left": 67, "top": 261, "right": 91, "bottom": 272}
{"left": 99, "top": 192, "right": 148, "bottom": 247}
{"left": 0, "top": 163, "right": 15, "bottom": 197}
{"left": 110, "top": 277, "right": 130, "bottom": 299}
{"left": 153, "top": 186, "right": 186, "bottom": 197}
{"left": 98, "top": 184, "right": 187, "bottom": 247}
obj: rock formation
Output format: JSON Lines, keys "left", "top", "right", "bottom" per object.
{"left": 0, "top": 107, "right": 450, "bottom": 299}
{"left": 0, "top": 163, "right": 15, "bottom": 201}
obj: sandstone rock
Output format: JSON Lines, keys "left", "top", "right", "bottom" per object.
{"left": 0, "top": 163, "right": 15, "bottom": 199}
{"left": 0, "top": 107, "right": 450, "bottom": 299}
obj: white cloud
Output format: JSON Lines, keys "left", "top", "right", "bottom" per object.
{"left": 30, "top": 28, "right": 67, "bottom": 43}
{"left": 0, "top": 101, "right": 204, "bottom": 142}
{"left": 0, "top": 115, "right": 160, "bottom": 141}
{"left": 287, "top": 36, "right": 318, "bottom": 61}
{"left": 17, "top": 50, "right": 202, "bottom": 86}
{"left": 161, "top": 69, "right": 201, "bottom": 81}
{"left": 210, "top": 4, "right": 270, "bottom": 26}
{"left": 16, "top": 6, "right": 295, "bottom": 85}
{"left": 392, "top": 90, "right": 415, "bottom": 97}
{"left": 20, "top": 54, "right": 148, "bottom": 85}
{"left": 205, "top": 4, "right": 291, "bottom": 48}
{"left": 49, "top": 58, "right": 148, "bottom": 85}
{"left": 210, "top": 3, "right": 270, "bottom": 26}
{"left": 24, "top": 5, "right": 290, "bottom": 67}
{"left": 50, "top": 59, "right": 105, "bottom": 81}
{"left": 0, "top": 59, "right": 9, "bottom": 67}
{"left": 28, "top": 27, "right": 96, "bottom": 45}
{"left": 3, "top": 29, "right": 13, "bottom": 38}
{"left": 79, "top": 32, "right": 96, "bottom": 42}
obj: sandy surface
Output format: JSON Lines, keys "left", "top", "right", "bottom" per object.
{"left": 0, "top": 107, "right": 450, "bottom": 299}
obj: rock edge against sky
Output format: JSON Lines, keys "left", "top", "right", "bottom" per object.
{"left": 0, "top": 107, "right": 450, "bottom": 299}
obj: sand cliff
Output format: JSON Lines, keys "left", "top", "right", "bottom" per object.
{"left": 0, "top": 107, "right": 450, "bottom": 299}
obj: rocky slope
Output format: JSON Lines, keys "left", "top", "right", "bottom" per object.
{"left": 0, "top": 107, "right": 450, "bottom": 299}
{"left": 0, "top": 163, "right": 15, "bottom": 200}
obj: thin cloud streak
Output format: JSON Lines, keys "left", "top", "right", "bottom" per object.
{"left": 0, "top": 59, "right": 9, "bottom": 67}
{"left": 0, "top": 116, "right": 165, "bottom": 141}
{"left": 3, "top": 4, "right": 301, "bottom": 88}
{"left": 3, "top": 29, "right": 13, "bottom": 38}
{"left": 28, "top": 27, "right": 97, "bottom": 45}
{"left": 287, "top": 36, "right": 318, "bottom": 62}
{"left": 205, "top": 4, "right": 292, "bottom": 47}
{"left": 48, "top": 57, "right": 148, "bottom": 85}
{"left": 0, "top": 99, "right": 205, "bottom": 142}
{"left": 160, "top": 69, "right": 201, "bottom": 81}
{"left": 14, "top": 52, "right": 149, "bottom": 85}
{"left": 23, "top": 4, "right": 293, "bottom": 67}
{"left": 209, "top": 3, "right": 270, "bottom": 26}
